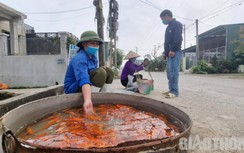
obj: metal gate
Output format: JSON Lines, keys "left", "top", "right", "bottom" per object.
{"left": 26, "top": 33, "right": 60, "bottom": 55}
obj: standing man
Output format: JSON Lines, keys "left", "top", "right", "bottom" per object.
{"left": 160, "top": 9, "right": 183, "bottom": 98}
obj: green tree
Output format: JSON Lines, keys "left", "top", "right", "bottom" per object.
{"left": 232, "top": 40, "right": 244, "bottom": 65}
{"left": 232, "top": 29, "right": 244, "bottom": 65}
{"left": 192, "top": 60, "right": 216, "bottom": 74}
{"left": 144, "top": 54, "right": 166, "bottom": 72}
{"left": 66, "top": 36, "right": 78, "bottom": 50}
{"left": 112, "top": 49, "right": 124, "bottom": 69}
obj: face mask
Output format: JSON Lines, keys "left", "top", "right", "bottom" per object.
{"left": 130, "top": 58, "right": 136, "bottom": 63}
{"left": 162, "top": 19, "right": 169, "bottom": 25}
{"left": 87, "top": 46, "right": 99, "bottom": 56}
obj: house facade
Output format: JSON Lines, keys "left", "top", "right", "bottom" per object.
{"left": 183, "top": 23, "right": 244, "bottom": 70}
{"left": 0, "top": 2, "right": 27, "bottom": 55}
{"left": 199, "top": 23, "right": 244, "bottom": 62}
{"left": 0, "top": 3, "right": 72, "bottom": 87}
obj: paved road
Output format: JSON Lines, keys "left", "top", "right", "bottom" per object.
{"left": 112, "top": 71, "right": 244, "bottom": 153}
{"left": 1, "top": 72, "right": 243, "bottom": 153}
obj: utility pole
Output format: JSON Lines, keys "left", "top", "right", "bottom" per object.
{"left": 196, "top": 19, "right": 200, "bottom": 64}
{"left": 183, "top": 24, "right": 186, "bottom": 49}
{"left": 93, "top": 0, "right": 105, "bottom": 66}
{"left": 114, "top": 37, "right": 117, "bottom": 68}
{"left": 183, "top": 24, "right": 186, "bottom": 58}
{"left": 108, "top": 0, "right": 119, "bottom": 68}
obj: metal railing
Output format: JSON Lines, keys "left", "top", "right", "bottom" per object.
{"left": 26, "top": 33, "right": 61, "bottom": 55}
{"left": 200, "top": 46, "right": 226, "bottom": 63}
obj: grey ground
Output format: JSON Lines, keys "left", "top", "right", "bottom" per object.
{"left": 112, "top": 71, "right": 244, "bottom": 153}
{"left": 1, "top": 71, "right": 244, "bottom": 153}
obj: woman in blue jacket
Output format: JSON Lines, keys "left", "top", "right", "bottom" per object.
{"left": 64, "top": 31, "right": 114, "bottom": 114}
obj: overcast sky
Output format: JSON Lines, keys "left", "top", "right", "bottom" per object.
{"left": 1, "top": 0, "right": 244, "bottom": 57}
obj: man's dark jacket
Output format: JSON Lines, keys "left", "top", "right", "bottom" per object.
{"left": 164, "top": 19, "right": 183, "bottom": 57}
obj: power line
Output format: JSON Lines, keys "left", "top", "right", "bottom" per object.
{"left": 185, "top": 22, "right": 195, "bottom": 30}
{"left": 173, "top": 0, "right": 187, "bottom": 12}
{"left": 200, "top": 0, "right": 244, "bottom": 21}
{"left": 144, "top": 0, "right": 161, "bottom": 11}
{"left": 174, "top": 15, "right": 195, "bottom": 21}
{"left": 23, "top": 6, "right": 93, "bottom": 14}
{"left": 138, "top": 0, "right": 194, "bottom": 21}
{"left": 199, "top": 0, "right": 231, "bottom": 20}
{"left": 199, "top": 21, "right": 215, "bottom": 28}
{"left": 138, "top": 17, "right": 162, "bottom": 47}
{"left": 26, "top": 13, "right": 91, "bottom": 22}
{"left": 185, "top": 0, "right": 244, "bottom": 32}
{"left": 202, "top": 3, "right": 243, "bottom": 22}
{"left": 138, "top": 0, "right": 159, "bottom": 10}
{"left": 186, "top": 26, "right": 196, "bottom": 35}
{"left": 22, "top": 3, "right": 108, "bottom": 14}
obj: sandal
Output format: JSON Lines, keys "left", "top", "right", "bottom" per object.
{"left": 165, "top": 93, "right": 176, "bottom": 98}
{"left": 162, "top": 91, "right": 170, "bottom": 95}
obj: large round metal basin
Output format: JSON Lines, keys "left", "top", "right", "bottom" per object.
{"left": 1, "top": 93, "right": 192, "bottom": 153}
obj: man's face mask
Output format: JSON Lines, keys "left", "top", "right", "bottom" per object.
{"left": 161, "top": 16, "right": 169, "bottom": 25}
{"left": 162, "top": 19, "right": 169, "bottom": 25}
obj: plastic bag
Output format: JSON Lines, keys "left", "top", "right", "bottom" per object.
{"left": 126, "top": 75, "right": 138, "bottom": 92}
{"left": 137, "top": 79, "right": 154, "bottom": 95}
{"left": 126, "top": 75, "right": 134, "bottom": 88}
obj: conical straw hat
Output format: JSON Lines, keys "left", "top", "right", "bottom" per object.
{"left": 124, "top": 51, "right": 140, "bottom": 60}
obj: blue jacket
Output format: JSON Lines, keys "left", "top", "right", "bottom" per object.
{"left": 164, "top": 19, "right": 183, "bottom": 57}
{"left": 64, "top": 49, "right": 98, "bottom": 93}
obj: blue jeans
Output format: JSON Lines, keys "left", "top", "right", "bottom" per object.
{"left": 166, "top": 50, "right": 182, "bottom": 96}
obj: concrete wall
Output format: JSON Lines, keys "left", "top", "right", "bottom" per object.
{"left": 0, "top": 33, "right": 8, "bottom": 56}
{"left": 0, "top": 85, "right": 64, "bottom": 117}
{"left": 0, "top": 20, "right": 27, "bottom": 55}
{"left": 0, "top": 20, "right": 25, "bottom": 36}
{"left": 0, "top": 32, "right": 69, "bottom": 87}
{"left": 238, "top": 65, "right": 244, "bottom": 73}
{"left": 0, "top": 21, "right": 9, "bottom": 33}
{"left": 0, "top": 55, "right": 67, "bottom": 87}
